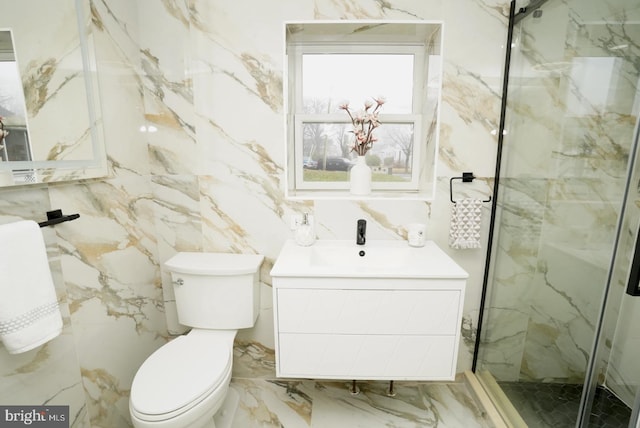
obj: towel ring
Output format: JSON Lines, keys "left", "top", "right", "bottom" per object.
{"left": 450, "top": 172, "right": 492, "bottom": 204}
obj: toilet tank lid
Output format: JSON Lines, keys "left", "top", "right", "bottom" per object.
{"left": 165, "top": 252, "right": 264, "bottom": 275}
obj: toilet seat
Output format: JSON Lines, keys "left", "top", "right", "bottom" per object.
{"left": 130, "top": 332, "right": 232, "bottom": 422}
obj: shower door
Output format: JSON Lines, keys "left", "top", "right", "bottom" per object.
{"left": 474, "top": 0, "right": 640, "bottom": 427}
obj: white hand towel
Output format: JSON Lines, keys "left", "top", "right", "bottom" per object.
{"left": 0, "top": 220, "right": 62, "bottom": 354}
{"left": 449, "top": 198, "right": 483, "bottom": 250}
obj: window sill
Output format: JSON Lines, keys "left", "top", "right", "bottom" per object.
{"left": 286, "top": 189, "right": 434, "bottom": 201}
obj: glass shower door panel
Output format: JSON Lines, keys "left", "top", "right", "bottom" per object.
{"left": 475, "top": 0, "right": 640, "bottom": 427}
{"left": 486, "top": 0, "right": 632, "bottom": 386}
{"left": 588, "top": 115, "right": 640, "bottom": 427}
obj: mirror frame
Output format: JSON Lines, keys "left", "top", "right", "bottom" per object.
{"left": 0, "top": 0, "right": 107, "bottom": 186}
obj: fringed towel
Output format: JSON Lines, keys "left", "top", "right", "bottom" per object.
{"left": 0, "top": 220, "right": 62, "bottom": 354}
{"left": 449, "top": 198, "right": 483, "bottom": 249}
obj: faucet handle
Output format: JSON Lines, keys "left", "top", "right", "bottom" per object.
{"left": 357, "top": 219, "right": 367, "bottom": 245}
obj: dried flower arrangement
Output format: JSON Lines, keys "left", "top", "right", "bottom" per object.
{"left": 339, "top": 97, "right": 385, "bottom": 156}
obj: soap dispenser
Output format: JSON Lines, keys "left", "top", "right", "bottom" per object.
{"left": 294, "top": 213, "right": 316, "bottom": 246}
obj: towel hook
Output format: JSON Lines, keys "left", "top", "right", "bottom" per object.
{"left": 38, "top": 209, "right": 80, "bottom": 228}
{"left": 450, "top": 172, "right": 492, "bottom": 204}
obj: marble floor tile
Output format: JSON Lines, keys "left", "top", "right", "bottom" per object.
{"left": 229, "top": 378, "right": 494, "bottom": 428}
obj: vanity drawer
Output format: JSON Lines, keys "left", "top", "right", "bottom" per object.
{"left": 277, "top": 333, "right": 457, "bottom": 380}
{"left": 276, "top": 289, "right": 462, "bottom": 335}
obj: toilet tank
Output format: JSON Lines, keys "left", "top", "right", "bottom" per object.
{"left": 164, "top": 252, "right": 264, "bottom": 329}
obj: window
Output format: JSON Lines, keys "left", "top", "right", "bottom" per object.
{"left": 285, "top": 22, "right": 443, "bottom": 199}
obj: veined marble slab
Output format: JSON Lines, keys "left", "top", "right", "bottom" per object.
{"left": 229, "top": 378, "right": 493, "bottom": 428}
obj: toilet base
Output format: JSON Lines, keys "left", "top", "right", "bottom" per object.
{"left": 210, "top": 387, "right": 239, "bottom": 428}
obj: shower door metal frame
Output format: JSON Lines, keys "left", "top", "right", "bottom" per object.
{"left": 471, "top": 0, "right": 516, "bottom": 374}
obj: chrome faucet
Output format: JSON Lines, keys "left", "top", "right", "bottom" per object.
{"left": 356, "top": 219, "right": 366, "bottom": 245}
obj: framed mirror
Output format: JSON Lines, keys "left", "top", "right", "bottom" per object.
{"left": 0, "top": 0, "right": 106, "bottom": 186}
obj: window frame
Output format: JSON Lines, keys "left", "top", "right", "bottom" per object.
{"left": 288, "top": 43, "right": 426, "bottom": 192}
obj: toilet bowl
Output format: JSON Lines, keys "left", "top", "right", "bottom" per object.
{"left": 130, "top": 330, "right": 234, "bottom": 428}
{"left": 129, "top": 252, "right": 264, "bottom": 428}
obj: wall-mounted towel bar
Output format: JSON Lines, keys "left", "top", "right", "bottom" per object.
{"left": 38, "top": 209, "right": 80, "bottom": 228}
{"left": 450, "top": 172, "right": 492, "bottom": 204}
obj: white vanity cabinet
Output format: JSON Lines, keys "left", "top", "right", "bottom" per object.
{"left": 273, "top": 278, "right": 465, "bottom": 380}
{"left": 270, "top": 240, "right": 468, "bottom": 381}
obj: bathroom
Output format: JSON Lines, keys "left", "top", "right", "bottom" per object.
{"left": 0, "top": 0, "right": 638, "bottom": 427}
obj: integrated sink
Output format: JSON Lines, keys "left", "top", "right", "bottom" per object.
{"left": 310, "top": 242, "right": 409, "bottom": 269}
{"left": 271, "top": 239, "right": 468, "bottom": 279}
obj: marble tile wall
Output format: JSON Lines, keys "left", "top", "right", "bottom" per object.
{"left": 0, "top": 0, "right": 508, "bottom": 426}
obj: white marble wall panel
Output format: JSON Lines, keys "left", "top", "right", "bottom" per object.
{"left": 0, "top": 187, "right": 89, "bottom": 427}
{"left": 89, "top": 0, "right": 150, "bottom": 181}
{"left": 151, "top": 175, "right": 202, "bottom": 334}
{"left": 438, "top": 1, "right": 505, "bottom": 180}
{"left": 49, "top": 177, "right": 169, "bottom": 426}
{"left": 522, "top": 243, "right": 608, "bottom": 381}
{"left": 138, "top": 0, "right": 197, "bottom": 176}
{"left": 475, "top": 177, "right": 546, "bottom": 380}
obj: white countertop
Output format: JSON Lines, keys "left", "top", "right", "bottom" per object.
{"left": 270, "top": 239, "right": 468, "bottom": 279}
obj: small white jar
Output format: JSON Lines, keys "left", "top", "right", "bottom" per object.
{"left": 407, "top": 223, "right": 426, "bottom": 247}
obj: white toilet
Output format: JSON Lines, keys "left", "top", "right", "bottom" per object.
{"left": 129, "top": 252, "right": 264, "bottom": 428}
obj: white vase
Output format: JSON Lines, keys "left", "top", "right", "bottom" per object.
{"left": 350, "top": 156, "right": 371, "bottom": 195}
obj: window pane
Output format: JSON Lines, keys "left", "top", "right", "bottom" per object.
{"left": 302, "top": 54, "right": 414, "bottom": 114}
{"left": 302, "top": 122, "right": 351, "bottom": 182}
{"left": 301, "top": 122, "right": 414, "bottom": 183}
{"left": 365, "top": 123, "right": 415, "bottom": 182}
